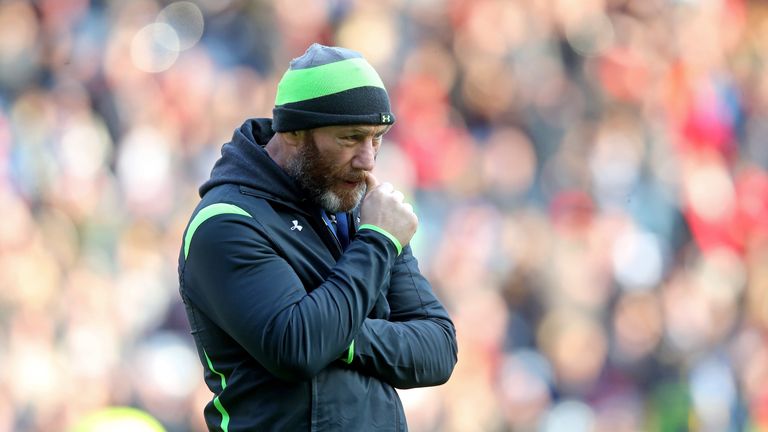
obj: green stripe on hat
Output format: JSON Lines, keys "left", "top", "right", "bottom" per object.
{"left": 275, "top": 58, "right": 386, "bottom": 106}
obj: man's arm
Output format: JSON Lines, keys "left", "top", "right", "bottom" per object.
{"left": 183, "top": 175, "right": 417, "bottom": 383}
{"left": 345, "top": 245, "right": 458, "bottom": 388}
{"left": 183, "top": 213, "right": 398, "bottom": 382}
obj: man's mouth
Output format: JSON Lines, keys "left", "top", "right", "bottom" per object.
{"left": 342, "top": 175, "right": 365, "bottom": 185}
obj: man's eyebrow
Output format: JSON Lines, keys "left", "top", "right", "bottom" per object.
{"left": 344, "top": 125, "right": 391, "bottom": 136}
{"left": 376, "top": 125, "right": 393, "bottom": 136}
{"left": 346, "top": 127, "right": 375, "bottom": 135}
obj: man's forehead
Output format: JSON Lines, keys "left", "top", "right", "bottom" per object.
{"left": 329, "top": 124, "right": 392, "bottom": 135}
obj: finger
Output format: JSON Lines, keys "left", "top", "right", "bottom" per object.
{"left": 392, "top": 191, "right": 405, "bottom": 203}
{"left": 364, "top": 172, "right": 380, "bottom": 194}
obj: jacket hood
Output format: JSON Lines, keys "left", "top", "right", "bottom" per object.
{"left": 199, "top": 118, "right": 305, "bottom": 204}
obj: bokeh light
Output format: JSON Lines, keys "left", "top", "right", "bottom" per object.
{"left": 130, "top": 22, "right": 180, "bottom": 73}
{"left": 157, "top": 2, "right": 204, "bottom": 51}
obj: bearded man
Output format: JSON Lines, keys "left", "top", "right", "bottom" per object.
{"left": 178, "top": 44, "right": 457, "bottom": 432}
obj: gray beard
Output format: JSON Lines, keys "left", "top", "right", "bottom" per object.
{"left": 317, "top": 189, "right": 345, "bottom": 213}
{"left": 317, "top": 188, "right": 365, "bottom": 213}
{"left": 284, "top": 147, "right": 366, "bottom": 213}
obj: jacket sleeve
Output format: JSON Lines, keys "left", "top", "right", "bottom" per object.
{"left": 347, "top": 246, "right": 458, "bottom": 389}
{"left": 182, "top": 214, "right": 398, "bottom": 382}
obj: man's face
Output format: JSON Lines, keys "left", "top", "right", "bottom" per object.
{"left": 285, "top": 124, "right": 390, "bottom": 213}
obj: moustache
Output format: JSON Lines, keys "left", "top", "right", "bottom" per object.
{"left": 343, "top": 172, "right": 366, "bottom": 183}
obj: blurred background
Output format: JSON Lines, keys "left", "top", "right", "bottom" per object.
{"left": 1, "top": 0, "right": 768, "bottom": 431}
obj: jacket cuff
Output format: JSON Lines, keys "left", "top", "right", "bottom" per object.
{"left": 358, "top": 224, "right": 402, "bottom": 255}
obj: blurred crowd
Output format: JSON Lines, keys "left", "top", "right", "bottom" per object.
{"left": 1, "top": 0, "right": 768, "bottom": 431}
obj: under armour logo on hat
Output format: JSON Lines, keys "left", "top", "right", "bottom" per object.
{"left": 381, "top": 113, "right": 393, "bottom": 123}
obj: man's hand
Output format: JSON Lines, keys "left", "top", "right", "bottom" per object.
{"left": 360, "top": 173, "right": 418, "bottom": 247}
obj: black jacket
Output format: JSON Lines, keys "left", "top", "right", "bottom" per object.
{"left": 178, "top": 119, "right": 458, "bottom": 431}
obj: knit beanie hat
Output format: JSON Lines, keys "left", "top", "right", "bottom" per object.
{"left": 272, "top": 43, "right": 396, "bottom": 132}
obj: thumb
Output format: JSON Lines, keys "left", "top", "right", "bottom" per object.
{"left": 364, "top": 172, "right": 380, "bottom": 195}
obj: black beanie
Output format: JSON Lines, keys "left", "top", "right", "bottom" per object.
{"left": 272, "top": 44, "right": 396, "bottom": 132}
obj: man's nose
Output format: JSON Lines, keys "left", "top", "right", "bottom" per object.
{"left": 351, "top": 139, "right": 376, "bottom": 171}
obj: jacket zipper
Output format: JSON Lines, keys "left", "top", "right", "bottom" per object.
{"left": 321, "top": 215, "right": 343, "bottom": 254}
{"left": 326, "top": 211, "right": 359, "bottom": 254}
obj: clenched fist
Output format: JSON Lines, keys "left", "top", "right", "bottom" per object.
{"left": 359, "top": 172, "right": 418, "bottom": 248}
